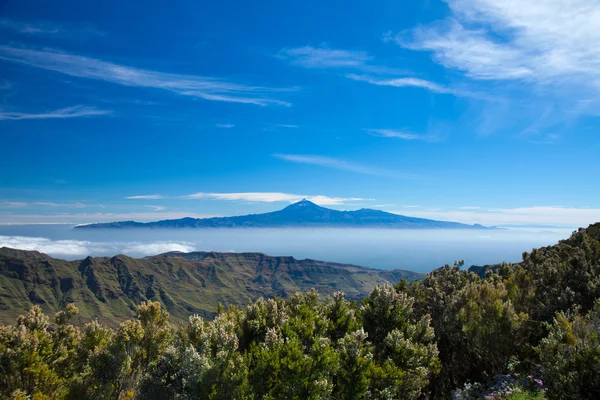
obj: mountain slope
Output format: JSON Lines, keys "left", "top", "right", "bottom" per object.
{"left": 76, "top": 199, "right": 491, "bottom": 229}
{"left": 0, "top": 247, "right": 423, "bottom": 325}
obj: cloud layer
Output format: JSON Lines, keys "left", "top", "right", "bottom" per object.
{"left": 0, "top": 235, "right": 195, "bottom": 257}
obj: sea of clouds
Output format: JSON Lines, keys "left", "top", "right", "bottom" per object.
{"left": 0, "top": 225, "right": 575, "bottom": 271}
{"left": 0, "top": 235, "right": 196, "bottom": 258}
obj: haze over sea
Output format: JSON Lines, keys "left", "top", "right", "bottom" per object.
{"left": 0, "top": 225, "right": 573, "bottom": 272}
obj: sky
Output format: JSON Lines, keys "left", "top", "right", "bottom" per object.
{"left": 1, "top": 0, "right": 600, "bottom": 227}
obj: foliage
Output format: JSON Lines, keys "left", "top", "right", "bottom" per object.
{"left": 538, "top": 300, "right": 600, "bottom": 399}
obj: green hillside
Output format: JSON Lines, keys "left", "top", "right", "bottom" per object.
{"left": 0, "top": 247, "right": 422, "bottom": 325}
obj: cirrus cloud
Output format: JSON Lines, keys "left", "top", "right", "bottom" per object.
{"left": 125, "top": 194, "right": 165, "bottom": 200}
{"left": 0, "top": 45, "right": 293, "bottom": 107}
{"left": 274, "top": 153, "right": 416, "bottom": 178}
{"left": 0, "top": 105, "right": 111, "bottom": 120}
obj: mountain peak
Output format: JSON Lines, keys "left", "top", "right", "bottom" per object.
{"left": 284, "top": 199, "right": 320, "bottom": 209}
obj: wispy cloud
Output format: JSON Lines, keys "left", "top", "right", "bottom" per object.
{"left": 33, "top": 202, "right": 87, "bottom": 208}
{"left": 347, "top": 73, "right": 488, "bottom": 100}
{"left": 277, "top": 45, "right": 407, "bottom": 75}
{"left": 147, "top": 205, "right": 166, "bottom": 211}
{"left": 274, "top": 124, "right": 299, "bottom": 128}
{"left": 0, "top": 105, "right": 111, "bottom": 121}
{"left": 0, "top": 201, "right": 87, "bottom": 208}
{"left": 273, "top": 154, "right": 415, "bottom": 178}
{"left": 216, "top": 123, "right": 235, "bottom": 128}
{"left": 383, "top": 1, "right": 600, "bottom": 137}
{"left": 125, "top": 194, "right": 165, "bottom": 200}
{"left": 528, "top": 133, "right": 559, "bottom": 145}
{"left": 395, "top": 1, "right": 600, "bottom": 91}
{"left": 277, "top": 46, "right": 373, "bottom": 68}
{"left": 0, "top": 46, "right": 292, "bottom": 106}
{"left": 278, "top": 45, "right": 455, "bottom": 96}
{"left": 0, "top": 18, "right": 62, "bottom": 35}
{"left": 0, "top": 202, "right": 28, "bottom": 208}
{"left": 0, "top": 18, "right": 106, "bottom": 38}
{"left": 347, "top": 74, "right": 452, "bottom": 93}
{"left": 364, "top": 129, "right": 442, "bottom": 142}
{"left": 183, "top": 192, "right": 371, "bottom": 205}
{"left": 364, "top": 128, "right": 426, "bottom": 141}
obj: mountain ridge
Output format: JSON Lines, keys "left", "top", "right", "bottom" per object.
{"left": 0, "top": 246, "right": 423, "bottom": 325}
{"left": 76, "top": 199, "right": 493, "bottom": 229}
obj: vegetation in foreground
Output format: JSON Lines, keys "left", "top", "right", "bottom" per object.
{"left": 1, "top": 222, "right": 600, "bottom": 399}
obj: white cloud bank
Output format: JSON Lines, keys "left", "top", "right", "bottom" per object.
{"left": 0, "top": 235, "right": 196, "bottom": 257}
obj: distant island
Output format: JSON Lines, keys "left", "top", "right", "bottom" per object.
{"left": 76, "top": 199, "right": 493, "bottom": 229}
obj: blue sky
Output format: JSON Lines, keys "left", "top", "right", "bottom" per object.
{"left": 1, "top": 0, "right": 600, "bottom": 227}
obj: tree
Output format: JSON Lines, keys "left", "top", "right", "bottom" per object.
{"left": 539, "top": 300, "right": 600, "bottom": 399}
{"left": 362, "top": 284, "right": 440, "bottom": 399}
{"left": 0, "top": 305, "right": 68, "bottom": 399}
